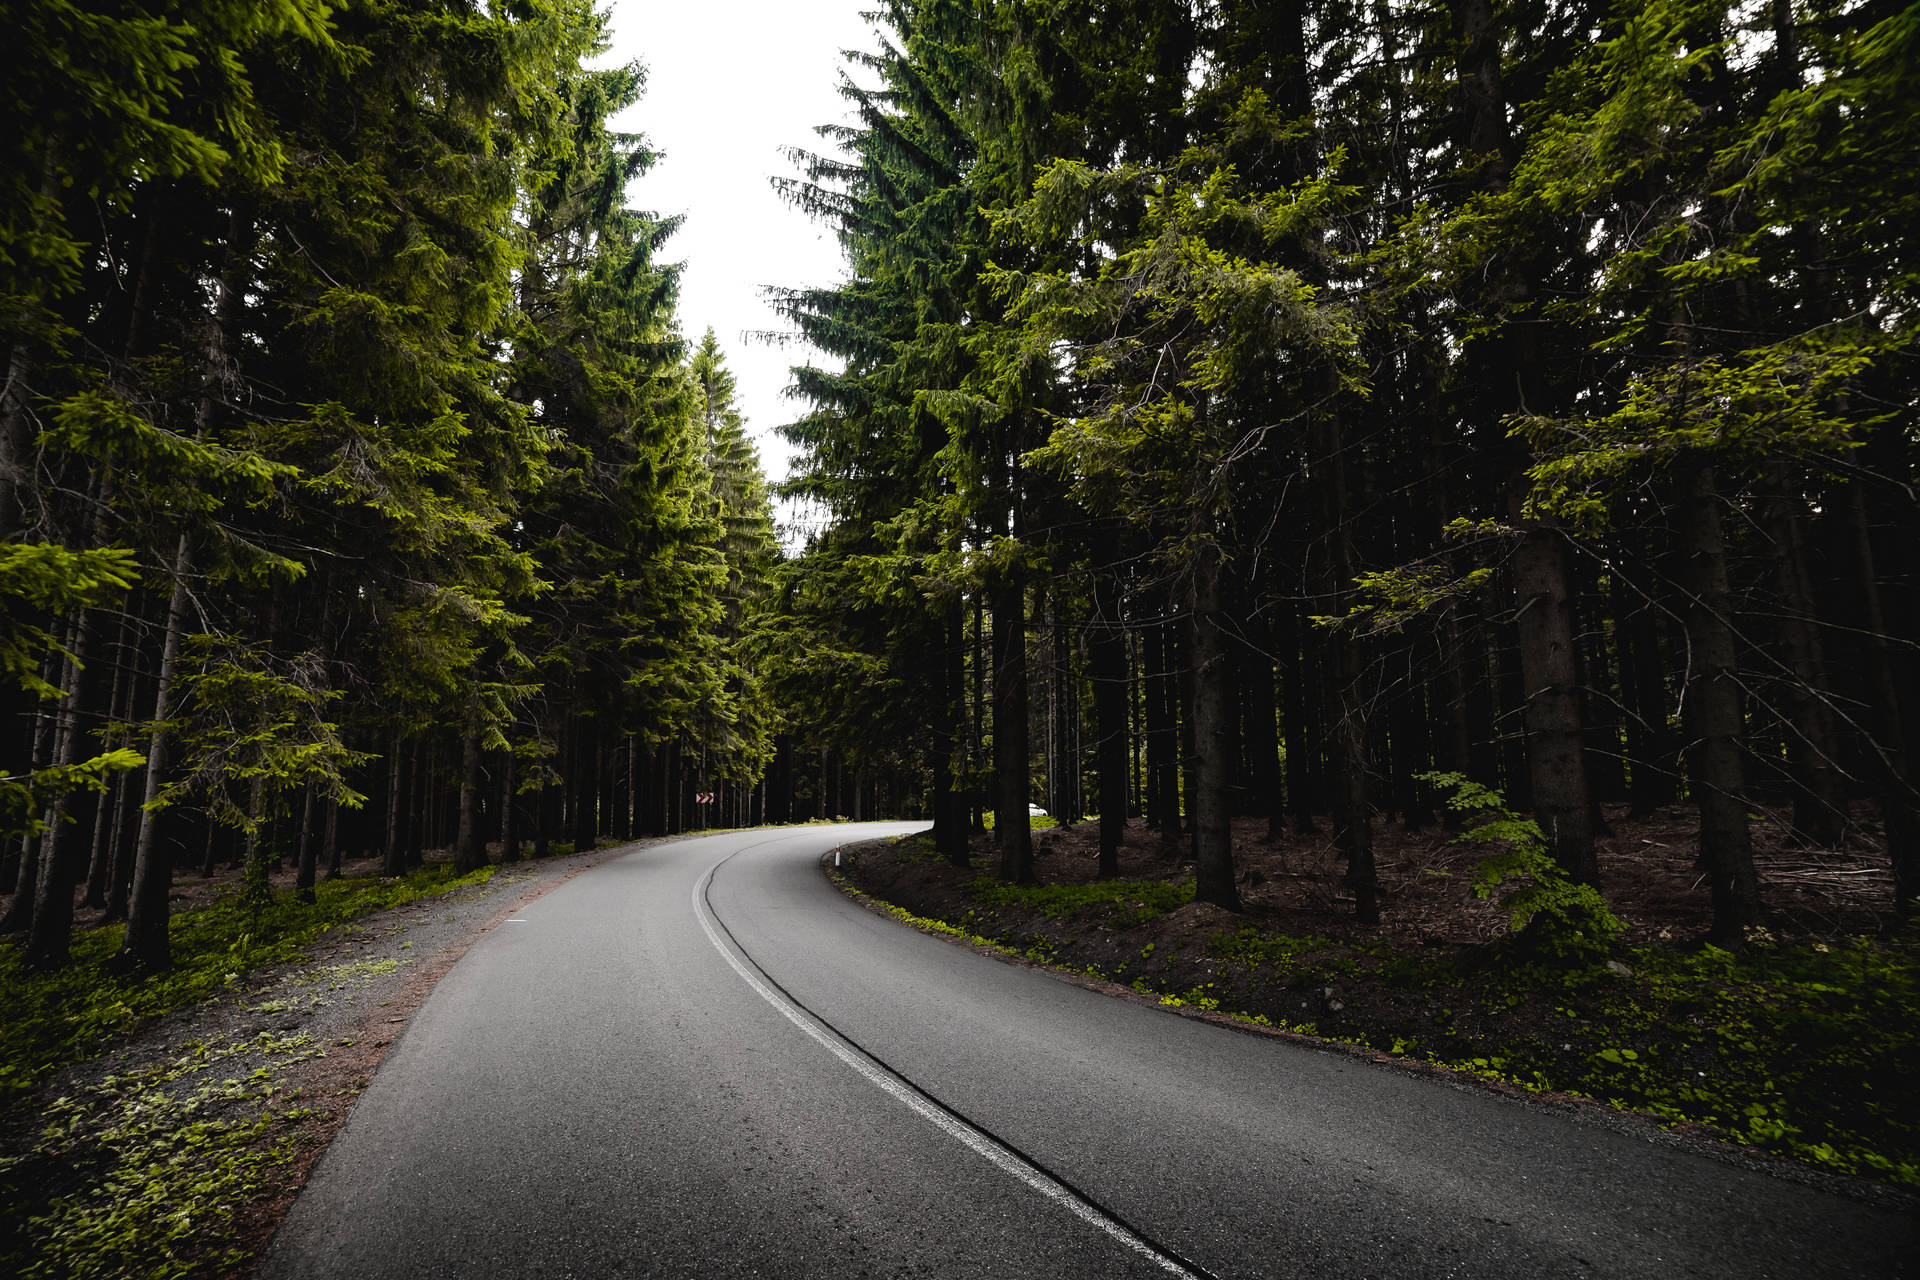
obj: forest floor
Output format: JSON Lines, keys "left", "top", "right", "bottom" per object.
{"left": 836, "top": 802, "right": 1920, "bottom": 1200}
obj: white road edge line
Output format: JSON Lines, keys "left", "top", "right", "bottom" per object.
{"left": 692, "top": 857, "right": 1203, "bottom": 1280}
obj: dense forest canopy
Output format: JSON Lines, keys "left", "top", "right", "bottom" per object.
{"left": 2, "top": 0, "right": 1915, "bottom": 976}
{"left": 767, "top": 0, "right": 1918, "bottom": 947}
{"left": 0, "top": 0, "right": 786, "bottom": 970}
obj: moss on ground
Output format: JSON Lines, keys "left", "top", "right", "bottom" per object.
{"left": 0, "top": 864, "right": 494, "bottom": 1106}
{"left": 0, "top": 861, "right": 502, "bottom": 1279}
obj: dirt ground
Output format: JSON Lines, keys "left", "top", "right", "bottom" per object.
{"left": 850, "top": 800, "right": 1900, "bottom": 956}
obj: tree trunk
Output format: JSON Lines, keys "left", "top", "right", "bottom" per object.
{"left": 1844, "top": 482, "right": 1918, "bottom": 913}
{"left": 1762, "top": 478, "right": 1848, "bottom": 845}
{"left": 323, "top": 796, "right": 342, "bottom": 879}
{"left": 82, "top": 609, "right": 135, "bottom": 909}
{"left": 382, "top": 734, "right": 409, "bottom": 876}
{"left": 1509, "top": 515, "right": 1599, "bottom": 883}
{"left": 1051, "top": 608, "right": 1076, "bottom": 823}
{"left": 454, "top": 729, "right": 486, "bottom": 873}
{"left": 624, "top": 735, "right": 639, "bottom": 839}
{"left": 119, "top": 540, "right": 192, "bottom": 969}
{"left": 1330, "top": 635, "right": 1378, "bottom": 926}
{"left": 1283, "top": 601, "right": 1318, "bottom": 834}
{"left": 295, "top": 779, "right": 319, "bottom": 903}
{"left": 1146, "top": 611, "right": 1179, "bottom": 838}
{"left": 1242, "top": 613, "right": 1284, "bottom": 842}
{"left": 25, "top": 608, "right": 100, "bottom": 967}
{"left": 1188, "top": 548, "right": 1241, "bottom": 911}
{"left": 0, "top": 308, "right": 43, "bottom": 539}
{"left": 936, "top": 602, "right": 969, "bottom": 866}
{"left": 1089, "top": 572, "right": 1129, "bottom": 878}
{"left": 534, "top": 759, "right": 554, "bottom": 858}
{"left": 1613, "top": 554, "right": 1680, "bottom": 816}
{"left": 501, "top": 748, "right": 521, "bottom": 861}
{"left": 1177, "top": 621, "right": 1198, "bottom": 858}
{"left": 1677, "top": 462, "right": 1761, "bottom": 943}
{"left": 992, "top": 573, "right": 1034, "bottom": 883}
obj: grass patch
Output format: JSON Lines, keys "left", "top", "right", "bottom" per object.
{"left": 1212, "top": 929, "right": 1920, "bottom": 1188}
{"left": 889, "top": 832, "right": 950, "bottom": 864}
{"left": 1204, "top": 924, "right": 1365, "bottom": 980}
{"left": 0, "top": 862, "right": 495, "bottom": 1106}
{"left": 1431, "top": 937, "right": 1920, "bottom": 1186}
{"left": 964, "top": 875, "right": 1193, "bottom": 927}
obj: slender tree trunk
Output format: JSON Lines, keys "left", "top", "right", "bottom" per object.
{"left": 1845, "top": 482, "right": 1918, "bottom": 912}
{"left": 1677, "top": 462, "right": 1761, "bottom": 943}
{"left": 1129, "top": 627, "right": 1144, "bottom": 817}
{"left": 1388, "top": 638, "right": 1431, "bottom": 831}
{"left": 323, "top": 796, "right": 342, "bottom": 879}
{"left": 992, "top": 573, "right": 1034, "bottom": 883}
{"left": 969, "top": 594, "right": 987, "bottom": 834}
{"left": 1242, "top": 613, "right": 1284, "bottom": 842}
{"left": 295, "top": 779, "right": 319, "bottom": 903}
{"left": 571, "top": 720, "right": 598, "bottom": 852}
{"left": 25, "top": 608, "right": 99, "bottom": 966}
{"left": 3, "top": 663, "right": 65, "bottom": 934}
{"left": 1509, "top": 515, "right": 1599, "bottom": 883}
{"left": 405, "top": 741, "right": 426, "bottom": 867}
{"left": 1090, "top": 572, "right": 1129, "bottom": 878}
{"left": 624, "top": 735, "right": 639, "bottom": 839}
{"left": 1614, "top": 555, "right": 1679, "bottom": 815}
{"left": 1283, "top": 600, "right": 1318, "bottom": 834}
{"left": 382, "top": 734, "right": 408, "bottom": 877}
{"left": 454, "top": 729, "right": 486, "bottom": 873}
{"left": 1177, "top": 621, "right": 1198, "bottom": 858}
{"left": 534, "top": 756, "right": 553, "bottom": 858}
{"left": 82, "top": 611, "right": 134, "bottom": 909}
{"left": 119, "top": 541, "right": 192, "bottom": 969}
{"left": 1330, "top": 635, "right": 1378, "bottom": 926}
{"left": 240, "top": 773, "right": 271, "bottom": 903}
{"left": 1188, "top": 547, "right": 1241, "bottom": 911}
{"left": 1761, "top": 479, "right": 1848, "bottom": 845}
{"left": 0, "top": 299, "right": 45, "bottom": 538}
{"left": 1320, "top": 510, "right": 1377, "bottom": 923}
{"left": 1051, "top": 608, "right": 1075, "bottom": 822}
{"left": 1494, "top": 600, "right": 1533, "bottom": 810}
{"left": 501, "top": 748, "right": 521, "bottom": 861}
{"left": 936, "top": 602, "right": 969, "bottom": 866}
{"left": 1146, "top": 611, "right": 1179, "bottom": 838}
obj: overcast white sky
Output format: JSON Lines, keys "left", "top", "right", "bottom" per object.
{"left": 601, "top": 0, "right": 878, "bottom": 498}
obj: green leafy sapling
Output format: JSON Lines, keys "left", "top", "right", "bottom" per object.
{"left": 1420, "top": 772, "right": 1624, "bottom": 963}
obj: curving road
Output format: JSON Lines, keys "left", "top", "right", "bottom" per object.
{"left": 260, "top": 823, "right": 1914, "bottom": 1279}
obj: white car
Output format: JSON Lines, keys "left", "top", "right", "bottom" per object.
{"left": 1027, "top": 804, "right": 1047, "bottom": 816}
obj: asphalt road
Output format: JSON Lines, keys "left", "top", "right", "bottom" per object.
{"left": 260, "top": 823, "right": 1915, "bottom": 1279}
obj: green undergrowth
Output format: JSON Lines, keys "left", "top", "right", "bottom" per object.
{"left": 889, "top": 833, "right": 951, "bottom": 864}
{"left": 0, "top": 1032, "right": 322, "bottom": 1280}
{"left": 0, "top": 861, "right": 496, "bottom": 1106}
{"left": 844, "top": 837, "right": 1920, "bottom": 1191}
{"left": 1408, "top": 936, "right": 1920, "bottom": 1187}
{"left": 964, "top": 874, "right": 1194, "bottom": 928}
